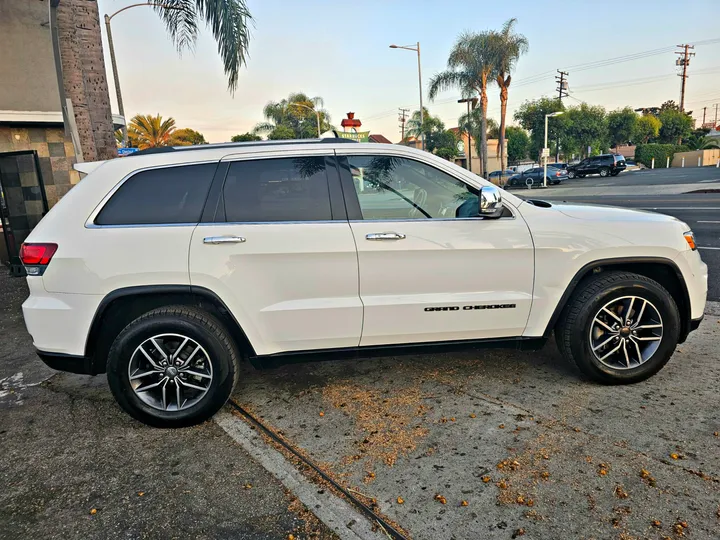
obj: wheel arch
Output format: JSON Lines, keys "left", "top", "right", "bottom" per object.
{"left": 545, "top": 257, "right": 691, "bottom": 342}
{"left": 85, "top": 285, "right": 256, "bottom": 374}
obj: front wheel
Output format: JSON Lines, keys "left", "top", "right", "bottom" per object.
{"left": 610, "top": 171, "right": 619, "bottom": 176}
{"left": 107, "top": 306, "right": 240, "bottom": 427}
{"left": 555, "top": 271, "right": 680, "bottom": 384}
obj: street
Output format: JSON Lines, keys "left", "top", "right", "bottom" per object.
{"left": 517, "top": 167, "right": 719, "bottom": 300}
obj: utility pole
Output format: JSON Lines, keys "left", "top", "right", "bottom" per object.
{"left": 675, "top": 44, "right": 695, "bottom": 112}
{"left": 554, "top": 70, "right": 568, "bottom": 161}
{"left": 715, "top": 103, "right": 719, "bottom": 127}
{"left": 702, "top": 107, "right": 707, "bottom": 125}
{"left": 398, "top": 108, "right": 409, "bottom": 141}
{"left": 458, "top": 97, "right": 477, "bottom": 172}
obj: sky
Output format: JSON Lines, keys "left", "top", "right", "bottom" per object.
{"left": 98, "top": 0, "right": 720, "bottom": 144}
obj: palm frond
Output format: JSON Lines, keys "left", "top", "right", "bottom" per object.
{"left": 428, "top": 71, "right": 468, "bottom": 100}
{"left": 154, "top": 0, "right": 252, "bottom": 93}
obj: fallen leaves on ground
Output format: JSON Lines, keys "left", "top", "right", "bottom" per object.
{"left": 460, "top": 500, "right": 469, "bottom": 506}
{"left": 482, "top": 475, "right": 492, "bottom": 483}
{"left": 469, "top": 413, "right": 476, "bottom": 418}
{"left": 614, "top": 485, "right": 629, "bottom": 499}
{"left": 651, "top": 519, "right": 662, "bottom": 528}
{"left": 89, "top": 508, "right": 97, "bottom": 515}
{"left": 434, "top": 494, "right": 447, "bottom": 504}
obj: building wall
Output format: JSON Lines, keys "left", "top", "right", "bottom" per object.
{"left": 672, "top": 149, "right": 720, "bottom": 168}
{"left": 0, "top": 0, "right": 61, "bottom": 113}
{"left": 0, "top": 125, "right": 80, "bottom": 207}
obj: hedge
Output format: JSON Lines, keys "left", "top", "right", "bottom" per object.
{"left": 635, "top": 144, "right": 689, "bottom": 168}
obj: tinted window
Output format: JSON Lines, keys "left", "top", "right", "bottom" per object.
{"left": 95, "top": 163, "right": 216, "bottom": 225}
{"left": 347, "top": 155, "right": 479, "bottom": 220}
{"left": 223, "top": 157, "right": 332, "bottom": 222}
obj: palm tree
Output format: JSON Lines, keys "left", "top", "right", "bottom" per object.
{"left": 429, "top": 32, "right": 495, "bottom": 176}
{"left": 490, "top": 19, "right": 528, "bottom": 172}
{"left": 405, "top": 108, "right": 444, "bottom": 140}
{"left": 54, "top": 0, "right": 252, "bottom": 161}
{"left": 128, "top": 114, "right": 177, "bottom": 150}
{"left": 253, "top": 93, "right": 332, "bottom": 139}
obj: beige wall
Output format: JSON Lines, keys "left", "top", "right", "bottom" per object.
{"left": 672, "top": 149, "right": 720, "bottom": 168}
{"left": 0, "top": 0, "right": 61, "bottom": 113}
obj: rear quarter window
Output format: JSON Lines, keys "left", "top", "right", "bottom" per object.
{"left": 94, "top": 163, "right": 217, "bottom": 225}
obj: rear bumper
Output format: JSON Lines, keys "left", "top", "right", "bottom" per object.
{"left": 37, "top": 350, "right": 94, "bottom": 375}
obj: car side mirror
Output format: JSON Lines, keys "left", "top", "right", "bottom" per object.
{"left": 479, "top": 185, "right": 503, "bottom": 218}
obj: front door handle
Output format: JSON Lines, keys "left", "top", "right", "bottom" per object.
{"left": 366, "top": 232, "right": 406, "bottom": 241}
{"left": 203, "top": 235, "right": 246, "bottom": 245}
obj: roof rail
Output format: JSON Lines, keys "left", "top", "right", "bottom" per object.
{"left": 128, "top": 136, "right": 356, "bottom": 157}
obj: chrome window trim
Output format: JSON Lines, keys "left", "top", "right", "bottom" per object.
{"left": 84, "top": 159, "right": 220, "bottom": 229}
{"left": 198, "top": 220, "right": 341, "bottom": 226}
{"left": 348, "top": 215, "right": 516, "bottom": 224}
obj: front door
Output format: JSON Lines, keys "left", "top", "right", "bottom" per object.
{"left": 337, "top": 151, "right": 534, "bottom": 347}
{"left": 190, "top": 153, "right": 362, "bottom": 356}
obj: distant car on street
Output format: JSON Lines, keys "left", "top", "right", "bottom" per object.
{"left": 567, "top": 154, "right": 626, "bottom": 178}
{"left": 487, "top": 169, "right": 514, "bottom": 181}
{"left": 507, "top": 166, "right": 567, "bottom": 188}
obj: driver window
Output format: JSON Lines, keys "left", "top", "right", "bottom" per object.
{"left": 347, "top": 155, "right": 479, "bottom": 220}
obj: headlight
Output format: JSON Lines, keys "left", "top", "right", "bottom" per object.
{"left": 683, "top": 231, "right": 697, "bottom": 251}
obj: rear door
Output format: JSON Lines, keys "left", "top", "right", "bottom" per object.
{"left": 337, "top": 149, "right": 534, "bottom": 347}
{"left": 189, "top": 151, "right": 362, "bottom": 356}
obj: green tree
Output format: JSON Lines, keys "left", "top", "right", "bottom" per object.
{"left": 658, "top": 109, "right": 693, "bottom": 143}
{"left": 253, "top": 92, "right": 332, "bottom": 139}
{"left": 607, "top": 107, "right": 637, "bottom": 148}
{"left": 633, "top": 115, "right": 661, "bottom": 144}
{"left": 406, "top": 108, "right": 444, "bottom": 139}
{"left": 231, "top": 132, "right": 262, "bottom": 142}
{"left": 513, "top": 97, "right": 564, "bottom": 159}
{"left": 559, "top": 103, "right": 608, "bottom": 158}
{"left": 171, "top": 128, "right": 207, "bottom": 145}
{"left": 505, "top": 126, "right": 530, "bottom": 162}
{"left": 267, "top": 125, "right": 295, "bottom": 140}
{"left": 489, "top": 18, "right": 528, "bottom": 171}
{"left": 127, "top": 114, "right": 177, "bottom": 149}
{"left": 426, "top": 129, "right": 459, "bottom": 160}
{"left": 684, "top": 129, "right": 720, "bottom": 150}
{"left": 429, "top": 31, "right": 496, "bottom": 175}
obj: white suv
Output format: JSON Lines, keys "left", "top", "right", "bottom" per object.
{"left": 21, "top": 140, "right": 708, "bottom": 427}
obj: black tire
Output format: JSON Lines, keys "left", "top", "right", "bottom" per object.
{"left": 568, "top": 170, "right": 576, "bottom": 179}
{"left": 555, "top": 271, "right": 680, "bottom": 384}
{"left": 599, "top": 167, "right": 610, "bottom": 177}
{"left": 610, "top": 171, "right": 619, "bottom": 176}
{"left": 107, "top": 306, "right": 240, "bottom": 428}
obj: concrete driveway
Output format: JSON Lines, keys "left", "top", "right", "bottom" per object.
{"left": 231, "top": 305, "right": 720, "bottom": 539}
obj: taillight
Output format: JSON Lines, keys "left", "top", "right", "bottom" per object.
{"left": 20, "top": 243, "right": 58, "bottom": 275}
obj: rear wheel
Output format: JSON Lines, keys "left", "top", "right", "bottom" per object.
{"left": 567, "top": 170, "right": 576, "bottom": 179}
{"left": 107, "top": 306, "right": 240, "bottom": 427}
{"left": 599, "top": 167, "right": 610, "bottom": 177}
{"left": 555, "top": 271, "right": 680, "bottom": 384}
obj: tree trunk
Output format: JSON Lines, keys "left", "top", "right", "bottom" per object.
{"left": 498, "top": 81, "right": 508, "bottom": 173}
{"left": 479, "top": 84, "right": 488, "bottom": 178}
{"left": 57, "top": 0, "right": 117, "bottom": 161}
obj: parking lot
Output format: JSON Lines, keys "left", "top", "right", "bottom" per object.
{"left": 2, "top": 270, "right": 719, "bottom": 539}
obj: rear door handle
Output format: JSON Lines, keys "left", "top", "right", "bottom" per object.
{"left": 203, "top": 235, "right": 246, "bottom": 245}
{"left": 366, "top": 232, "right": 406, "bottom": 241}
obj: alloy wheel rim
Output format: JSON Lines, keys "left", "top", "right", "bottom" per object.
{"left": 128, "top": 333, "right": 213, "bottom": 411}
{"left": 589, "top": 296, "right": 663, "bottom": 370}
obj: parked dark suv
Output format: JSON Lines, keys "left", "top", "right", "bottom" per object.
{"left": 567, "top": 154, "right": 626, "bottom": 179}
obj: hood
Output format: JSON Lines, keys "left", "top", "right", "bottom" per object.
{"left": 549, "top": 201, "right": 682, "bottom": 223}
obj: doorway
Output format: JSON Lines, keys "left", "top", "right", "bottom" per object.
{"left": 0, "top": 151, "right": 49, "bottom": 274}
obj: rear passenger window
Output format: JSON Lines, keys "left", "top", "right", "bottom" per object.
{"left": 95, "top": 163, "right": 216, "bottom": 225}
{"left": 223, "top": 157, "right": 332, "bottom": 222}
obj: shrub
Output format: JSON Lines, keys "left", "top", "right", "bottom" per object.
{"left": 634, "top": 144, "right": 688, "bottom": 168}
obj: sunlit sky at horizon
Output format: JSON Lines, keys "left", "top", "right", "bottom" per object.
{"left": 99, "top": 0, "right": 720, "bottom": 143}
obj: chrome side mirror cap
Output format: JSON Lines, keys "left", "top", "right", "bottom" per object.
{"left": 479, "top": 185, "right": 503, "bottom": 218}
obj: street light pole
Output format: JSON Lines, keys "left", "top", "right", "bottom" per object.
{"left": 544, "top": 111, "right": 564, "bottom": 188}
{"left": 292, "top": 103, "right": 321, "bottom": 137}
{"left": 105, "top": 3, "right": 178, "bottom": 148}
{"left": 390, "top": 42, "right": 424, "bottom": 151}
